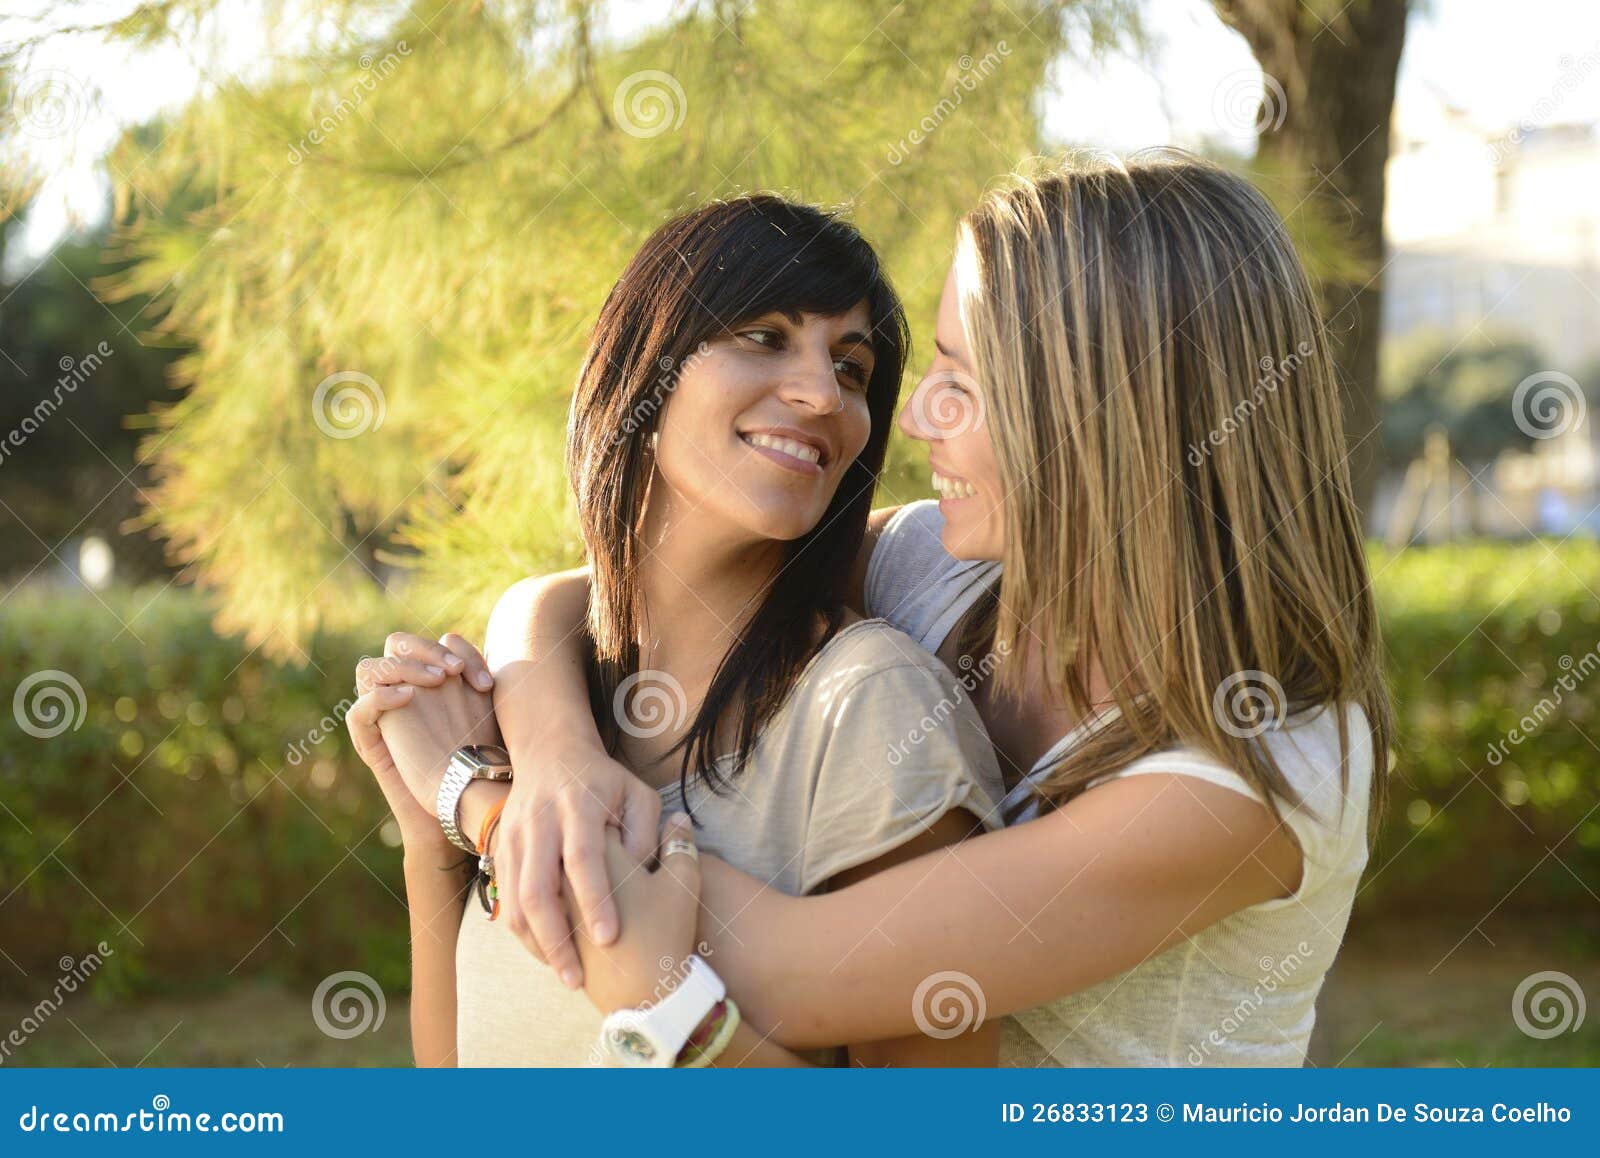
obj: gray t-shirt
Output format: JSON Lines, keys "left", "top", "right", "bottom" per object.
{"left": 455, "top": 617, "right": 1007, "bottom": 1065}
{"left": 866, "top": 501, "right": 1375, "bottom": 1067}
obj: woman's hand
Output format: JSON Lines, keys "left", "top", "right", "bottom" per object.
{"left": 493, "top": 741, "right": 663, "bottom": 988}
{"left": 375, "top": 671, "right": 501, "bottom": 816}
{"left": 351, "top": 632, "right": 495, "bottom": 782}
{"left": 571, "top": 814, "right": 702, "bottom": 1014}
{"left": 347, "top": 684, "right": 443, "bottom": 850}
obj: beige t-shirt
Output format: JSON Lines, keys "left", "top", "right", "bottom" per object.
{"left": 455, "top": 617, "right": 1007, "bottom": 1066}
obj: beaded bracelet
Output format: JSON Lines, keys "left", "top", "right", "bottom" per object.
{"left": 679, "top": 998, "right": 741, "bottom": 1068}
{"left": 475, "top": 800, "right": 507, "bottom": 920}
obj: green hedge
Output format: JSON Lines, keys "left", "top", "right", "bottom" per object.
{"left": 3, "top": 541, "right": 1597, "bottom": 997}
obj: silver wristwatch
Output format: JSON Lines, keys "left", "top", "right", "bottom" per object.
{"left": 436, "top": 744, "right": 513, "bottom": 852}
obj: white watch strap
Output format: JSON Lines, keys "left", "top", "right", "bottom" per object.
{"left": 600, "top": 955, "right": 726, "bottom": 1067}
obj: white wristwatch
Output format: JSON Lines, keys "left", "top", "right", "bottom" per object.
{"left": 598, "top": 955, "right": 726, "bottom": 1068}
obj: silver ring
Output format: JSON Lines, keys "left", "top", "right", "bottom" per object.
{"left": 661, "top": 838, "right": 699, "bottom": 862}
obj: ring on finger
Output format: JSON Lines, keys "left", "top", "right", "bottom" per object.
{"left": 661, "top": 838, "right": 698, "bottom": 863}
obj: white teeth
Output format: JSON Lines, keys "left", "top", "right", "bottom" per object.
{"left": 931, "top": 471, "right": 976, "bottom": 500}
{"left": 744, "top": 433, "right": 821, "bottom": 465}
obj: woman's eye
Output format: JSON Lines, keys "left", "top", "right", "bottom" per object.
{"left": 738, "top": 329, "right": 781, "bottom": 348}
{"left": 834, "top": 357, "right": 868, "bottom": 387}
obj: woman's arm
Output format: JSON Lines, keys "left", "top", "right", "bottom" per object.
{"left": 401, "top": 848, "right": 471, "bottom": 1066}
{"left": 584, "top": 772, "right": 1301, "bottom": 1050}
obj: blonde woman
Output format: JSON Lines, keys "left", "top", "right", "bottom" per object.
{"left": 365, "top": 151, "right": 1392, "bottom": 1066}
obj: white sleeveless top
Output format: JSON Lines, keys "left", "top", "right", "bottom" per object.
{"left": 866, "top": 502, "right": 1375, "bottom": 1067}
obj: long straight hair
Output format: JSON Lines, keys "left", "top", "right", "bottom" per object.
{"left": 954, "top": 151, "right": 1392, "bottom": 831}
{"left": 568, "top": 195, "right": 908, "bottom": 796}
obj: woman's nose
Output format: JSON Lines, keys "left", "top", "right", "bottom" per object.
{"left": 898, "top": 378, "right": 934, "bottom": 442}
{"left": 777, "top": 352, "right": 844, "bottom": 415}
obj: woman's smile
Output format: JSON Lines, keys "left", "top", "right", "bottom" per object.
{"left": 739, "top": 426, "right": 829, "bottom": 476}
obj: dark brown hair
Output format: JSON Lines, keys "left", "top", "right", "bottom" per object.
{"left": 567, "top": 195, "right": 908, "bottom": 799}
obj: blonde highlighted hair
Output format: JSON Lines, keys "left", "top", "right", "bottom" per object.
{"left": 955, "top": 150, "right": 1391, "bottom": 829}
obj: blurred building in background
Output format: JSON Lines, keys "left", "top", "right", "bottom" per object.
{"left": 1380, "top": 89, "right": 1600, "bottom": 541}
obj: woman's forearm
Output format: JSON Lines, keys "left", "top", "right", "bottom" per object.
{"left": 402, "top": 845, "right": 470, "bottom": 1067}
{"left": 693, "top": 776, "right": 1293, "bottom": 1049}
{"left": 484, "top": 569, "right": 605, "bottom": 767}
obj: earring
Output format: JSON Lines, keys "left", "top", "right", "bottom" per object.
{"left": 648, "top": 430, "right": 659, "bottom": 451}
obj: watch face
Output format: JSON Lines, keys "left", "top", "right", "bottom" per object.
{"left": 461, "top": 744, "right": 511, "bottom": 769}
{"left": 606, "top": 1026, "right": 658, "bottom": 1066}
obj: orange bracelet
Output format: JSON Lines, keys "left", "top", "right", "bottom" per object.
{"left": 478, "top": 800, "right": 508, "bottom": 921}
{"left": 477, "top": 799, "right": 507, "bottom": 856}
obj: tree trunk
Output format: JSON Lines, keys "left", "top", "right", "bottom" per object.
{"left": 1214, "top": 0, "right": 1409, "bottom": 524}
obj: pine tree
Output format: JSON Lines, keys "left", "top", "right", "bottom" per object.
{"left": 16, "top": 0, "right": 1132, "bottom": 656}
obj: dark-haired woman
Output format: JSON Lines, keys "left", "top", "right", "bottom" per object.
{"left": 347, "top": 195, "right": 1005, "bottom": 1066}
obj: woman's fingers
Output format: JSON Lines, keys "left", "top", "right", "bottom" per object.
{"left": 355, "top": 654, "right": 452, "bottom": 695}
{"left": 438, "top": 632, "right": 494, "bottom": 692}
{"left": 562, "top": 803, "right": 623, "bottom": 947}
{"left": 344, "top": 685, "right": 414, "bottom": 765}
{"left": 384, "top": 630, "right": 466, "bottom": 676}
{"left": 618, "top": 779, "right": 663, "bottom": 865}
{"left": 655, "top": 812, "right": 702, "bottom": 917}
{"left": 506, "top": 812, "right": 585, "bottom": 986}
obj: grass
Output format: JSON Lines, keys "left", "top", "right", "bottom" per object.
{"left": 2, "top": 918, "right": 1594, "bottom": 1068}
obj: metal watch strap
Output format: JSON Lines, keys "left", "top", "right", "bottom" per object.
{"left": 436, "top": 745, "right": 512, "bottom": 853}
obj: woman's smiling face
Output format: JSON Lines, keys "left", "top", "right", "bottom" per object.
{"left": 652, "top": 302, "right": 877, "bottom": 545}
{"left": 897, "top": 263, "right": 1005, "bottom": 560}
